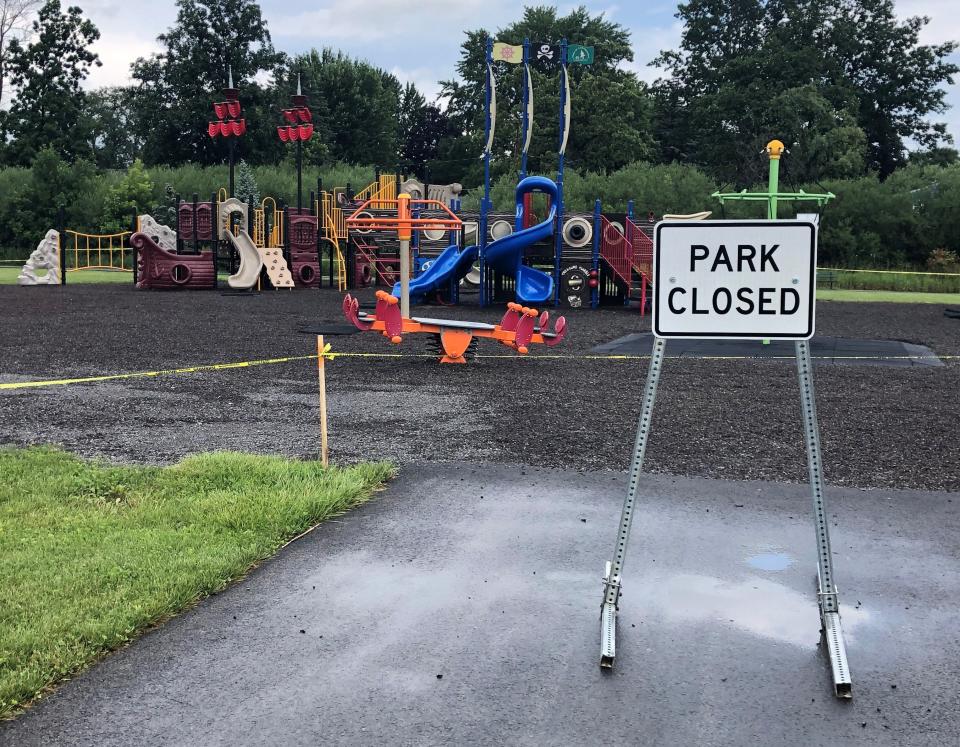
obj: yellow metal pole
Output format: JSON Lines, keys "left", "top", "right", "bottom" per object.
{"left": 317, "top": 335, "right": 329, "bottom": 467}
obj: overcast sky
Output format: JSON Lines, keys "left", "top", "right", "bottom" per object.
{"left": 77, "top": 0, "right": 959, "bottom": 146}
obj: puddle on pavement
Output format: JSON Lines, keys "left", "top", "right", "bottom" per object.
{"left": 632, "top": 572, "right": 870, "bottom": 649}
{"left": 746, "top": 552, "right": 794, "bottom": 571}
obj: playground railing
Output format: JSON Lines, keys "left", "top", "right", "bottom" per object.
{"left": 65, "top": 230, "right": 132, "bottom": 272}
{"left": 625, "top": 218, "right": 654, "bottom": 316}
{"left": 598, "top": 215, "right": 633, "bottom": 288}
{"left": 353, "top": 174, "right": 398, "bottom": 210}
{"left": 625, "top": 218, "right": 653, "bottom": 278}
{"left": 345, "top": 198, "right": 462, "bottom": 233}
{"left": 253, "top": 198, "right": 283, "bottom": 248}
{"left": 319, "top": 193, "right": 347, "bottom": 291}
{"left": 352, "top": 180, "right": 379, "bottom": 204}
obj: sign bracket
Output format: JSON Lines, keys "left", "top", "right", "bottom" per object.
{"left": 598, "top": 336, "right": 852, "bottom": 698}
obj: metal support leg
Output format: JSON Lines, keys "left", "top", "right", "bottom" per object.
{"left": 795, "top": 340, "right": 852, "bottom": 698}
{"left": 600, "top": 337, "right": 667, "bottom": 668}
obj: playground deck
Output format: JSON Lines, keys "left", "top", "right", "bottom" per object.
{"left": 0, "top": 285, "right": 958, "bottom": 491}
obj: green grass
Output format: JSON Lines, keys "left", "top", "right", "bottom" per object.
{"left": 0, "top": 447, "right": 393, "bottom": 718}
{"left": 817, "top": 288, "right": 960, "bottom": 304}
{"left": 820, "top": 268, "right": 960, "bottom": 294}
{"left": 0, "top": 267, "right": 134, "bottom": 285}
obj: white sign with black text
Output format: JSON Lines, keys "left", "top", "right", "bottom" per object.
{"left": 653, "top": 220, "right": 817, "bottom": 340}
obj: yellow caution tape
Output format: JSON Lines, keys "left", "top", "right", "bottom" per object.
{"left": 1, "top": 350, "right": 955, "bottom": 391}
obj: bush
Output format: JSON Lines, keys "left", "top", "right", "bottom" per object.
{"left": 927, "top": 248, "right": 960, "bottom": 273}
{"left": 462, "top": 161, "right": 719, "bottom": 215}
{"left": 101, "top": 160, "right": 154, "bottom": 233}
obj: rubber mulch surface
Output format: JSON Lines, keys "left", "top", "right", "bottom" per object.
{"left": 1, "top": 284, "right": 958, "bottom": 491}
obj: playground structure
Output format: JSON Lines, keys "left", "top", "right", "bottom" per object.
{"left": 17, "top": 230, "right": 61, "bottom": 285}
{"left": 219, "top": 199, "right": 294, "bottom": 290}
{"left": 16, "top": 57, "right": 688, "bottom": 307}
{"left": 17, "top": 216, "right": 136, "bottom": 285}
{"left": 328, "top": 36, "right": 673, "bottom": 311}
{"left": 341, "top": 192, "right": 567, "bottom": 362}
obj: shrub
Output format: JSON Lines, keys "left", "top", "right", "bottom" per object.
{"left": 100, "top": 160, "right": 154, "bottom": 233}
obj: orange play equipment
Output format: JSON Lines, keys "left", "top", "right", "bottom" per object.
{"left": 341, "top": 192, "right": 568, "bottom": 363}
{"left": 343, "top": 291, "right": 567, "bottom": 363}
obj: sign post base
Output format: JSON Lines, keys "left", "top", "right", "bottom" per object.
{"left": 598, "top": 336, "right": 853, "bottom": 698}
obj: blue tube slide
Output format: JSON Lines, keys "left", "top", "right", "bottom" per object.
{"left": 391, "top": 176, "right": 557, "bottom": 304}
{"left": 483, "top": 175, "right": 556, "bottom": 304}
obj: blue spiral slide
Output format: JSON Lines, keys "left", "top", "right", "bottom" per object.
{"left": 392, "top": 176, "right": 557, "bottom": 304}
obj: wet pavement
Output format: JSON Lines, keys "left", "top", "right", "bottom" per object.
{"left": 3, "top": 465, "right": 957, "bottom": 746}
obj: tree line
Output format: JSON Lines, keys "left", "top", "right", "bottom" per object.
{"left": 0, "top": 0, "right": 957, "bottom": 268}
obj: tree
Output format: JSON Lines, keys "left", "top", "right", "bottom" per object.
{"left": 10, "top": 146, "right": 100, "bottom": 238}
{"left": 400, "top": 103, "right": 456, "bottom": 179}
{"left": 825, "top": 0, "right": 959, "bottom": 177}
{"left": 3, "top": 0, "right": 100, "bottom": 165}
{"left": 440, "top": 6, "right": 655, "bottom": 182}
{"left": 100, "top": 159, "right": 154, "bottom": 232}
{"left": 84, "top": 87, "right": 143, "bottom": 169}
{"left": 0, "top": 0, "right": 40, "bottom": 106}
{"left": 909, "top": 147, "right": 959, "bottom": 168}
{"left": 130, "top": 0, "right": 284, "bottom": 166}
{"left": 281, "top": 49, "right": 405, "bottom": 167}
{"left": 653, "top": 0, "right": 958, "bottom": 181}
{"left": 234, "top": 158, "right": 259, "bottom": 204}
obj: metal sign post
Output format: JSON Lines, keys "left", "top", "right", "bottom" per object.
{"left": 599, "top": 140, "right": 852, "bottom": 698}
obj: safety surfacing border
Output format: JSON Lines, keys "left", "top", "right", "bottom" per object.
{"left": 592, "top": 333, "right": 943, "bottom": 367}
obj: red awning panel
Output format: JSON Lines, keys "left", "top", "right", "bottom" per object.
{"left": 213, "top": 102, "right": 227, "bottom": 120}
{"left": 298, "top": 124, "right": 314, "bottom": 141}
{"left": 297, "top": 107, "right": 312, "bottom": 123}
{"left": 208, "top": 122, "right": 219, "bottom": 138}
{"left": 226, "top": 101, "right": 241, "bottom": 118}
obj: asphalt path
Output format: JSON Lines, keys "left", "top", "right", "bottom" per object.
{"left": 3, "top": 465, "right": 957, "bottom": 746}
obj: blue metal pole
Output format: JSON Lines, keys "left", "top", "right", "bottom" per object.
{"left": 627, "top": 199, "right": 634, "bottom": 221}
{"left": 591, "top": 199, "right": 601, "bottom": 309}
{"left": 480, "top": 36, "right": 493, "bottom": 307}
{"left": 553, "top": 38, "right": 568, "bottom": 307}
{"left": 520, "top": 38, "right": 530, "bottom": 181}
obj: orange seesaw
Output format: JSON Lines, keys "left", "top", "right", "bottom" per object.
{"left": 342, "top": 291, "right": 567, "bottom": 364}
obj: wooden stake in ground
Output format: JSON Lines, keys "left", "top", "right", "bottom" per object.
{"left": 317, "top": 334, "right": 329, "bottom": 467}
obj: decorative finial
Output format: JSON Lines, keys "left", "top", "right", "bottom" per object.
{"left": 297, "top": 73, "right": 302, "bottom": 96}
{"left": 228, "top": 65, "right": 234, "bottom": 89}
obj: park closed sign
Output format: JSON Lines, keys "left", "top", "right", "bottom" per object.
{"left": 653, "top": 220, "right": 817, "bottom": 340}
